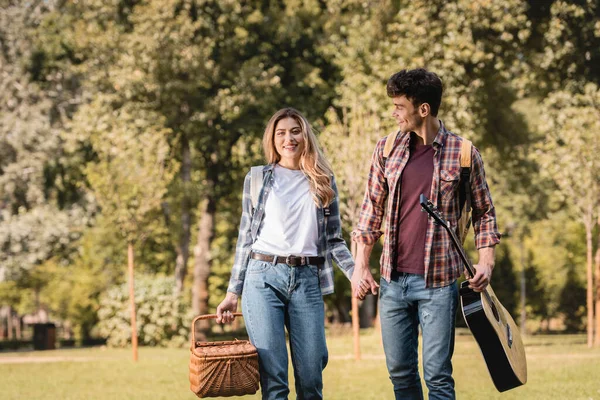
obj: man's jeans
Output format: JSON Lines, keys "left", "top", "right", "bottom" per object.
{"left": 379, "top": 272, "right": 458, "bottom": 400}
{"left": 242, "top": 258, "right": 328, "bottom": 400}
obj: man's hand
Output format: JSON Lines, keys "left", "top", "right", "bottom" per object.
{"left": 216, "top": 292, "right": 239, "bottom": 324}
{"left": 468, "top": 264, "right": 493, "bottom": 292}
{"left": 468, "top": 246, "right": 495, "bottom": 292}
{"left": 351, "top": 264, "right": 379, "bottom": 300}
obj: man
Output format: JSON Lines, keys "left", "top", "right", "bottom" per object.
{"left": 351, "top": 68, "right": 500, "bottom": 399}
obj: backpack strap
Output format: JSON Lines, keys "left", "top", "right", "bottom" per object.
{"left": 250, "top": 165, "right": 264, "bottom": 211}
{"left": 458, "top": 139, "right": 472, "bottom": 215}
{"left": 383, "top": 131, "right": 400, "bottom": 159}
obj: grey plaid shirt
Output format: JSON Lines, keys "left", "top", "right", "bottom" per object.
{"left": 227, "top": 164, "right": 355, "bottom": 296}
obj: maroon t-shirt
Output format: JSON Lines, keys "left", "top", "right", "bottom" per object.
{"left": 396, "top": 135, "right": 434, "bottom": 274}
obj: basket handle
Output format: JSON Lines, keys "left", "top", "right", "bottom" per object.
{"left": 191, "top": 313, "right": 244, "bottom": 344}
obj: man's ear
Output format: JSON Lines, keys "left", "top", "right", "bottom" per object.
{"left": 420, "top": 103, "right": 430, "bottom": 117}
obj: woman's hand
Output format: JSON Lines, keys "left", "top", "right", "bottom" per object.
{"left": 216, "top": 292, "right": 239, "bottom": 324}
{"left": 351, "top": 263, "right": 379, "bottom": 300}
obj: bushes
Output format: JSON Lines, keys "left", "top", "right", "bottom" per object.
{"left": 96, "top": 275, "right": 192, "bottom": 348}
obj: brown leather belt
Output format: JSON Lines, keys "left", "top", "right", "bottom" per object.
{"left": 250, "top": 252, "right": 324, "bottom": 266}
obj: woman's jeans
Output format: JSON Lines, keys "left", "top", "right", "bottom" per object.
{"left": 242, "top": 258, "right": 328, "bottom": 400}
{"left": 379, "top": 272, "right": 458, "bottom": 400}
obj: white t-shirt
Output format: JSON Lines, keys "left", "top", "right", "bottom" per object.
{"left": 251, "top": 165, "right": 319, "bottom": 256}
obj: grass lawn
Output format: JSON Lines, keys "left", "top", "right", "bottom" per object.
{"left": 1, "top": 329, "right": 599, "bottom": 399}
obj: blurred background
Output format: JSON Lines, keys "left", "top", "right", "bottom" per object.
{"left": 0, "top": 0, "right": 599, "bottom": 398}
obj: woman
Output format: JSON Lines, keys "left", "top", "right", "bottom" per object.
{"left": 216, "top": 108, "right": 355, "bottom": 400}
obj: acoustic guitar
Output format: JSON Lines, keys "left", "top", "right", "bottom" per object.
{"left": 419, "top": 194, "right": 527, "bottom": 392}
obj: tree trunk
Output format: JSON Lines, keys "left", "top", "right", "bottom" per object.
{"left": 585, "top": 222, "right": 593, "bottom": 348}
{"left": 351, "top": 240, "right": 360, "bottom": 360}
{"left": 16, "top": 315, "right": 22, "bottom": 340}
{"left": 520, "top": 234, "right": 526, "bottom": 336}
{"left": 128, "top": 241, "right": 139, "bottom": 362}
{"left": 595, "top": 215, "right": 600, "bottom": 346}
{"left": 6, "top": 307, "right": 13, "bottom": 340}
{"left": 174, "top": 134, "right": 192, "bottom": 297}
{"left": 193, "top": 197, "right": 215, "bottom": 335}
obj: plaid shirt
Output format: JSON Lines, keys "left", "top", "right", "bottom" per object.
{"left": 227, "top": 164, "right": 355, "bottom": 296}
{"left": 352, "top": 121, "right": 500, "bottom": 288}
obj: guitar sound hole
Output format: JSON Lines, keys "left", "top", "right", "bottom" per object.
{"left": 491, "top": 302, "right": 500, "bottom": 322}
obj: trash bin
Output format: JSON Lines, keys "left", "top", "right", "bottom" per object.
{"left": 33, "top": 323, "right": 56, "bottom": 350}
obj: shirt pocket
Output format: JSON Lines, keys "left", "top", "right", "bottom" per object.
{"left": 439, "top": 168, "right": 461, "bottom": 201}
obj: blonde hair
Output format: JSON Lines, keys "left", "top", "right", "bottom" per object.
{"left": 262, "top": 108, "right": 335, "bottom": 206}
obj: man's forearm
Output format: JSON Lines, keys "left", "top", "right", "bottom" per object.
{"left": 477, "top": 246, "right": 495, "bottom": 268}
{"left": 354, "top": 241, "right": 375, "bottom": 270}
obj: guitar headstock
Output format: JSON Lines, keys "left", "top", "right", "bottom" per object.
{"left": 419, "top": 194, "right": 447, "bottom": 228}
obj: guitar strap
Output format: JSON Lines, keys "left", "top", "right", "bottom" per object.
{"left": 457, "top": 139, "right": 472, "bottom": 244}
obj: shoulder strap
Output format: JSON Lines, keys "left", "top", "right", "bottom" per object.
{"left": 460, "top": 138, "right": 472, "bottom": 168}
{"left": 383, "top": 131, "right": 399, "bottom": 159}
{"left": 458, "top": 139, "right": 472, "bottom": 214}
{"left": 250, "top": 166, "right": 264, "bottom": 210}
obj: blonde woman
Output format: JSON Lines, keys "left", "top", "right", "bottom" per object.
{"left": 217, "top": 108, "right": 355, "bottom": 400}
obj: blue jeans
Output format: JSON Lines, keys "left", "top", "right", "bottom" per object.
{"left": 379, "top": 273, "right": 458, "bottom": 400}
{"left": 242, "top": 258, "right": 328, "bottom": 400}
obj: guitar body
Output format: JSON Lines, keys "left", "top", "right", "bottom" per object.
{"left": 419, "top": 193, "right": 527, "bottom": 392}
{"left": 460, "top": 281, "right": 527, "bottom": 392}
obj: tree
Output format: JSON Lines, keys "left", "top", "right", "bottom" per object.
{"left": 558, "top": 265, "right": 587, "bottom": 332}
{"left": 0, "top": 0, "right": 87, "bottom": 324}
{"left": 536, "top": 84, "right": 600, "bottom": 346}
{"left": 75, "top": 95, "right": 178, "bottom": 360}
{"left": 38, "top": 1, "right": 342, "bottom": 328}
{"left": 525, "top": 0, "right": 600, "bottom": 345}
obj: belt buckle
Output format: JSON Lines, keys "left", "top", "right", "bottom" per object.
{"left": 285, "top": 255, "right": 295, "bottom": 266}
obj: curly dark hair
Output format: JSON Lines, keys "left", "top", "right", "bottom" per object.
{"left": 386, "top": 68, "right": 443, "bottom": 116}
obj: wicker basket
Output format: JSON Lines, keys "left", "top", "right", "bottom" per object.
{"left": 189, "top": 313, "right": 260, "bottom": 398}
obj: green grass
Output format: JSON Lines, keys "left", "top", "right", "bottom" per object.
{"left": 1, "top": 329, "right": 599, "bottom": 399}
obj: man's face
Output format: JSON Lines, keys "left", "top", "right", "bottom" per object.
{"left": 391, "top": 95, "right": 423, "bottom": 133}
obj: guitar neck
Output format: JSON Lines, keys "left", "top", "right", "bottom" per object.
{"left": 418, "top": 194, "right": 477, "bottom": 279}
{"left": 445, "top": 222, "right": 476, "bottom": 279}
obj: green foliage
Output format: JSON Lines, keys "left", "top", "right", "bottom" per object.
{"left": 72, "top": 95, "right": 178, "bottom": 242}
{"left": 491, "top": 245, "right": 519, "bottom": 318}
{"left": 533, "top": 0, "right": 600, "bottom": 92}
{"left": 96, "top": 274, "right": 192, "bottom": 348}
{"left": 536, "top": 84, "right": 600, "bottom": 225}
{"left": 1, "top": 0, "right": 598, "bottom": 335}
{"left": 525, "top": 212, "right": 587, "bottom": 321}
{"left": 558, "top": 265, "right": 587, "bottom": 332}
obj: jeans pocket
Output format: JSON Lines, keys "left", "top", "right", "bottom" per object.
{"left": 247, "top": 259, "right": 272, "bottom": 274}
{"left": 379, "top": 278, "right": 387, "bottom": 299}
{"left": 307, "top": 265, "right": 320, "bottom": 277}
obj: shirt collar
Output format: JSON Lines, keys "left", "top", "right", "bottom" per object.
{"left": 432, "top": 120, "right": 448, "bottom": 148}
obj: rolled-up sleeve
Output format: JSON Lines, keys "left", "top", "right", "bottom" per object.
{"left": 470, "top": 146, "right": 501, "bottom": 249}
{"left": 352, "top": 138, "right": 388, "bottom": 244}
{"left": 227, "top": 172, "right": 254, "bottom": 295}
{"left": 327, "top": 176, "right": 355, "bottom": 279}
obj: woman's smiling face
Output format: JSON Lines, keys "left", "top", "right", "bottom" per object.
{"left": 274, "top": 117, "right": 304, "bottom": 168}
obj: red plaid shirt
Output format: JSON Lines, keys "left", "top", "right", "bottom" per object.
{"left": 352, "top": 121, "right": 500, "bottom": 288}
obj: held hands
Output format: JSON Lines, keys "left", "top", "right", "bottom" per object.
{"left": 216, "top": 292, "right": 239, "bottom": 324}
{"left": 468, "top": 264, "right": 493, "bottom": 292}
{"left": 351, "top": 264, "right": 379, "bottom": 300}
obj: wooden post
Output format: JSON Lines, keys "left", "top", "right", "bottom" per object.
{"left": 351, "top": 241, "right": 360, "bottom": 360}
{"left": 519, "top": 233, "right": 526, "bottom": 337}
{"left": 128, "top": 242, "right": 139, "bottom": 362}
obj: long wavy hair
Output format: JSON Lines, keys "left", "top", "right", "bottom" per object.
{"left": 262, "top": 108, "right": 335, "bottom": 206}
